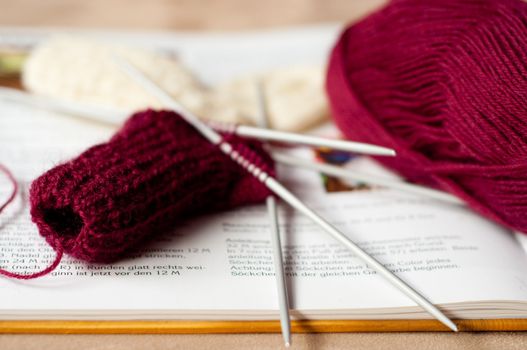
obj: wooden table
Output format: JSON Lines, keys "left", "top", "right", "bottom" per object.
{"left": 1, "top": 0, "right": 385, "bottom": 30}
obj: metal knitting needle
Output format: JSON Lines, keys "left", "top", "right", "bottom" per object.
{"left": 0, "top": 86, "right": 395, "bottom": 157}
{"left": 272, "top": 152, "right": 464, "bottom": 205}
{"left": 114, "top": 56, "right": 459, "bottom": 332}
{"left": 208, "top": 121, "right": 396, "bottom": 157}
{"left": 0, "top": 86, "right": 125, "bottom": 125}
{"left": 255, "top": 81, "right": 291, "bottom": 347}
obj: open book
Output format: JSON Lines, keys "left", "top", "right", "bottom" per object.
{"left": 0, "top": 27, "right": 526, "bottom": 332}
{"left": 1, "top": 95, "right": 527, "bottom": 326}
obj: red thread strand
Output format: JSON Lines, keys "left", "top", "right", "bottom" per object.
{"left": 0, "top": 245, "right": 63, "bottom": 280}
{"left": 0, "top": 164, "right": 63, "bottom": 279}
{"left": 0, "top": 164, "right": 17, "bottom": 215}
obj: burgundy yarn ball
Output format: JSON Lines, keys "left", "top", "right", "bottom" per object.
{"left": 327, "top": 0, "right": 527, "bottom": 233}
{"left": 29, "top": 110, "right": 274, "bottom": 263}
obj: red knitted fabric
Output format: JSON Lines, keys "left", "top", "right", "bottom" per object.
{"left": 29, "top": 110, "right": 274, "bottom": 263}
{"left": 327, "top": 0, "right": 527, "bottom": 233}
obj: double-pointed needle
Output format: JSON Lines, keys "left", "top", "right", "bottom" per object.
{"left": 255, "top": 81, "right": 291, "bottom": 347}
{"left": 272, "top": 152, "right": 463, "bottom": 205}
{"left": 0, "top": 87, "right": 394, "bottom": 157}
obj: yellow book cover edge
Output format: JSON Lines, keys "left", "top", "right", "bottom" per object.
{"left": 0, "top": 319, "right": 526, "bottom": 334}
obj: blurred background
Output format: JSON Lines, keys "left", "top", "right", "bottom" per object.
{"left": 1, "top": 0, "right": 386, "bottom": 30}
{"left": 0, "top": 0, "right": 388, "bottom": 128}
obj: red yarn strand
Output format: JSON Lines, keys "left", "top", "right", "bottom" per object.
{"left": 0, "top": 163, "right": 63, "bottom": 280}
{"left": 0, "top": 164, "right": 17, "bottom": 215}
{"left": 0, "top": 245, "right": 63, "bottom": 280}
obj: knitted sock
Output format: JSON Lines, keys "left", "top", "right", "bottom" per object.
{"left": 29, "top": 109, "right": 274, "bottom": 263}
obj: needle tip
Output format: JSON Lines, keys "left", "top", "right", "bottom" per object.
{"left": 285, "top": 341, "right": 291, "bottom": 347}
{"left": 444, "top": 320, "right": 458, "bottom": 332}
{"left": 373, "top": 147, "right": 396, "bottom": 157}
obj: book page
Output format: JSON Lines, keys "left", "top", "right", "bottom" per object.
{"left": 1, "top": 102, "right": 527, "bottom": 320}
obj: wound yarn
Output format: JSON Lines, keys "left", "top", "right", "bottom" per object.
{"left": 327, "top": 0, "right": 527, "bottom": 233}
{"left": 29, "top": 109, "right": 274, "bottom": 265}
